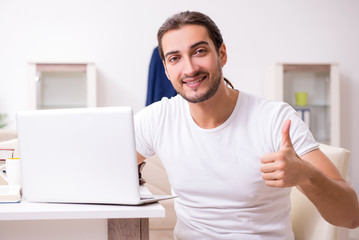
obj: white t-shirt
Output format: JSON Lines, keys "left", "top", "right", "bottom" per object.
{"left": 135, "top": 91, "right": 319, "bottom": 240}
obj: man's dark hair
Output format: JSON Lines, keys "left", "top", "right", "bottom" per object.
{"left": 157, "top": 11, "right": 223, "bottom": 61}
{"left": 157, "top": 11, "right": 234, "bottom": 89}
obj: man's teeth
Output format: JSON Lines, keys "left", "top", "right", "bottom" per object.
{"left": 187, "top": 77, "right": 204, "bottom": 84}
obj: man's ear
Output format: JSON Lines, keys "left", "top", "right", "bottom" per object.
{"left": 163, "top": 61, "right": 171, "bottom": 80}
{"left": 219, "top": 43, "right": 227, "bottom": 67}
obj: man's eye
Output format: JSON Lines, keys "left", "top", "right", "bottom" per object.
{"left": 194, "top": 49, "right": 207, "bottom": 55}
{"left": 169, "top": 57, "right": 179, "bottom": 63}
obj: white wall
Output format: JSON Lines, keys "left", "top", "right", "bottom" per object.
{"left": 1, "top": 0, "right": 358, "bottom": 193}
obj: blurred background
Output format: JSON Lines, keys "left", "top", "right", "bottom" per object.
{"left": 0, "top": 0, "right": 358, "bottom": 236}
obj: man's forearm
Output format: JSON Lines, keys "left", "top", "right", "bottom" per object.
{"left": 298, "top": 166, "right": 359, "bottom": 228}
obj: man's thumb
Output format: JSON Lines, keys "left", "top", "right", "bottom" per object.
{"left": 281, "top": 119, "right": 293, "bottom": 148}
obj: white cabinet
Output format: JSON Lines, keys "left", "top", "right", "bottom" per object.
{"left": 28, "top": 63, "right": 96, "bottom": 110}
{"left": 265, "top": 63, "right": 340, "bottom": 146}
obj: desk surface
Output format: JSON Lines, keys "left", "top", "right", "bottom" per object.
{"left": 0, "top": 200, "right": 165, "bottom": 221}
{"left": 0, "top": 186, "right": 165, "bottom": 221}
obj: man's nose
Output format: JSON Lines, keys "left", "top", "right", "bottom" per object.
{"left": 182, "top": 57, "right": 198, "bottom": 76}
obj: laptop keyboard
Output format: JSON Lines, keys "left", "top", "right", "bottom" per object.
{"left": 140, "top": 195, "right": 155, "bottom": 200}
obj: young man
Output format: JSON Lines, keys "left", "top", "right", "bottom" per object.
{"left": 135, "top": 11, "right": 359, "bottom": 239}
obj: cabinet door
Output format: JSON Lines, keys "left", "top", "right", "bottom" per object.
{"left": 265, "top": 63, "right": 340, "bottom": 146}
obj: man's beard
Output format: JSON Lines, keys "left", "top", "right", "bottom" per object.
{"left": 176, "top": 61, "right": 222, "bottom": 104}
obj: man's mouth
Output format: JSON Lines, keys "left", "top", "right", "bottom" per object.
{"left": 183, "top": 76, "right": 206, "bottom": 86}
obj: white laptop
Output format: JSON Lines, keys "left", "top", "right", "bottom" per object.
{"left": 16, "top": 107, "right": 176, "bottom": 205}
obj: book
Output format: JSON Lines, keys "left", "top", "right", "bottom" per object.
{"left": 0, "top": 148, "right": 14, "bottom": 160}
{"left": 296, "top": 108, "right": 311, "bottom": 128}
{"left": 0, "top": 185, "right": 21, "bottom": 203}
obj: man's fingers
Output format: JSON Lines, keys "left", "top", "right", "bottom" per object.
{"left": 260, "top": 120, "right": 302, "bottom": 188}
{"left": 264, "top": 179, "right": 285, "bottom": 188}
{"left": 260, "top": 162, "right": 276, "bottom": 173}
{"left": 281, "top": 119, "right": 293, "bottom": 148}
{"left": 260, "top": 152, "right": 277, "bottom": 164}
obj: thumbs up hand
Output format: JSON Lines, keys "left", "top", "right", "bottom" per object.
{"left": 260, "top": 119, "right": 307, "bottom": 188}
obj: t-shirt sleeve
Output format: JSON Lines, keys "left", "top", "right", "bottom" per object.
{"left": 134, "top": 106, "right": 156, "bottom": 158}
{"left": 270, "top": 102, "right": 319, "bottom": 156}
{"left": 134, "top": 99, "right": 168, "bottom": 159}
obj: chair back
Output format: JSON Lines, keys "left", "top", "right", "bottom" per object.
{"left": 290, "top": 143, "right": 350, "bottom": 240}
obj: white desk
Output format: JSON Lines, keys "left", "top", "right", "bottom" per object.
{"left": 0, "top": 200, "right": 165, "bottom": 240}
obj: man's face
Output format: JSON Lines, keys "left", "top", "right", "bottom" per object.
{"left": 161, "top": 25, "right": 227, "bottom": 103}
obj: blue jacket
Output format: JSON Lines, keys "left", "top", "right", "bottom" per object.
{"left": 146, "top": 47, "right": 177, "bottom": 106}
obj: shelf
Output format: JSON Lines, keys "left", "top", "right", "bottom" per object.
{"left": 283, "top": 64, "right": 331, "bottom": 72}
{"left": 28, "top": 62, "right": 97, "bottom": 110}
{"left": 292, "top": 104, "right": 330, "bottom": 109}
{"left": 37, "top": 105, "right": 87, "bottom": 110}
{"left": 265, "top": 63, "right": 340, "bottom": 146}
{"left": 36, "top": 64, "right": 87, "bottom": 73}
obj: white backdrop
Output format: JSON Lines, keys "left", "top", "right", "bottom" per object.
{"left": 1, "top": 0, "right": 358, "bottom": 194}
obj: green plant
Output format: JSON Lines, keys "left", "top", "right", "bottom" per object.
{"left": 0, "top": 113, "right": 8, "bottom": 128}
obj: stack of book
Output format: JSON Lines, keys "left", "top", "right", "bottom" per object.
{"left": 0, "top": 185, "right": 21, "bottom": 203}
{"left": 0, "top": 148, "right": 14, "bottom": 161}
{"left": 1, "top": 148, "right": 21, "bottom": 203}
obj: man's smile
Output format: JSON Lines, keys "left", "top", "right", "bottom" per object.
{"left": 181, "top": 73, "right": 207, "bottom": 88}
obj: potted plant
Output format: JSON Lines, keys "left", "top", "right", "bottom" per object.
{"left": 0, "top": 113, "right": 8, "bottom": 129}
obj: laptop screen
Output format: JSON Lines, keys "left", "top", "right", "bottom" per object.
{"left": 16, "top": 107, "right": 141, "bottom": 204}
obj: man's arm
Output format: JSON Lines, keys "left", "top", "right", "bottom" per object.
{"left": 260, "top": 119, "right": 359, "bottom": 229}
{"left": 299, "top": 149, "right": 359, "bottom": 228}
{"left": 137, "top": 152, "right": 146, "bottom": 165}
{"left": 137, "top": 152, "right": 146, "bottom": 185}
